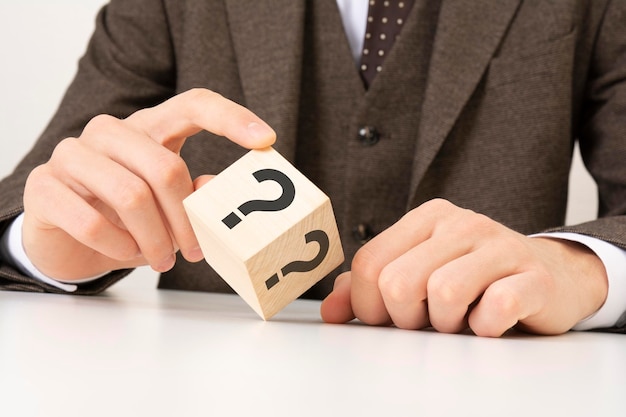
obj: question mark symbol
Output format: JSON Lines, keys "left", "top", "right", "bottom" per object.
{"left": 222, "top": 168, "right": 296, "bottom": 229}
{"left": 265, "top": 230, "right": 329, "bottom": 290}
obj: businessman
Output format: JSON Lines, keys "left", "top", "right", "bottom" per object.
{"left": 1, "top": 0, "right": 625, "bottom": 336}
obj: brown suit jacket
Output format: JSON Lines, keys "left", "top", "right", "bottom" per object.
{"left": 1, "top": 0, "right": 625, "bottom": 330}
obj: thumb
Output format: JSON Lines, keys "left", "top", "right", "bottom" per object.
{"left": 320, "top": 272, "right": 356, "bottom": 323}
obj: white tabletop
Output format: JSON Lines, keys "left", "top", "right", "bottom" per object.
{"left": 0, "top": 283, "right": 623, "bottom": 417}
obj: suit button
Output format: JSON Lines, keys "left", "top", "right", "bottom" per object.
{"left": 352, "top": 223, "right": 375, "bottom": 244}
{"left": 357, "top": 126, "right": 380, "bottom": 146}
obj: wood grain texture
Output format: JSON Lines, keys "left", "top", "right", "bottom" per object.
{"left": 184, "top": 147, "right": 344, "bottom": 319}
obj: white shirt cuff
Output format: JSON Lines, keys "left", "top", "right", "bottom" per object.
{"left": 532, "top": 232, "right": 626, "bottom": 330}
{"left": 1, "top": 213, "right": 107, "bottom": 292}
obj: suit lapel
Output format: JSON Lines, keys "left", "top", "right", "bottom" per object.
{"left": 409, "top": 0, "right": 521, "bottom": 202}
{"left": 225, "top": 0, "right": 306, "bottom": 162}
{"left": 225, "top": 1, "right": 521, "bottom": 205}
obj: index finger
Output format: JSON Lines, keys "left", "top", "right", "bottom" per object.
{"left": 125, "top": 88, "right": 276, "bottom": 153}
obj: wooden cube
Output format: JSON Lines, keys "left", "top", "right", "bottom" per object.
{"left": 183, "top": 147, "right": 344, "bottom": 319}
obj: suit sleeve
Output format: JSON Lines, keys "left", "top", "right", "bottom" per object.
{"left": 0, "top": 0, "right": 176, "bottom": 294}
{"left": 555, "top": 0, "right": 626, "bottom": 332}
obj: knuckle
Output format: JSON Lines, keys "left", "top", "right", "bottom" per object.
{"left": 184, "top": 88, "right": 221, "bottom": 116}
{"left": 402, "top": 207, "right": 422, "bottom": 224}
{"left": 351, "top": 246, "right": 384, "bottom": 286}
{"left": 460, "top": 211, "right": 492, "bottom": 233}
{"left": 532, "top": 268, "right": 554, "bottom": 293}
{"left": 187, "top": 89, "right": 224, "bottom": 120}
{"left": 129, "top": 108, "right": 151, "bottom": 124}
{"left": 422, "top": 198, "right": 454, "bottom": 214}
{"left": 83, "top": 114, "right": 119, "bottom": 135}
{"left": 449, "top": 211, "right": 498, "bottom": 242}
{"left": 150, "top": 153, "right": 188, "bottom": 189}
{"left": 185, "top": 87, "right": 219, "bottom": 102}
{"left": 50, "top": 137, "right": 80, "bottom": 160}
{"left": 430, "top": 197, "right": 453, "bottom": 208}
{"left": 25, "top": 165, "right": 48, "bottom": 187}
{"left": 467, "top": 211, "right": 491, "bottom": 227}
{"left": 116, "top": 179, "right": 153, "bottom": 212}
{"left": 24, "top": 166, "right": 54, "bottom": 203}
{"left": 486, "top": 285, "right": 521, "bottom": 318}
{"left": 378, "top": 264, "right": 411, "bottom": 303}
{"left": 427, "top": 271, "right": 461, "bottom": 306}
{"left": 30, "top": 140, "right": 79, "bottom": 186}
{"left": 74, "top": 211, "right": 108, "bottom": 243}
{"left": 405, "top": 199, "right": 449, "bottom": 223}
{"left": 74, "top": 213, "right": 138, "bottom": 262}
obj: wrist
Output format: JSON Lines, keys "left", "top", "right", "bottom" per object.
{"left": 20, "top": 213, "right": 112, "bottom": 284}
{"left": 531, "top": 232, "right": 608, "bottom": 330}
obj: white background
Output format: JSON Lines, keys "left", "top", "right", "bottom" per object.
{"left": 0, "top": 1, "right": 599, "bottom": 288}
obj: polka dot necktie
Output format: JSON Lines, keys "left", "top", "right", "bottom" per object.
{"left": 360, "top": 0, "right": 416, "bottom": 88}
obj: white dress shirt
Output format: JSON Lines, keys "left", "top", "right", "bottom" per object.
{"left": 1, "top": 0, "right": 624, "bottom": 330}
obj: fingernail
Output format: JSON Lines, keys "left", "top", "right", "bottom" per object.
{"left": 333, "top": 273, "right": 350, "bottom": 291}
{"left": 188, "top": 246, "right": 204, "bottom": 262}
{"left": 156, "top": 254, "right": 176, "bottom": 272}
{"left": 247, "top": 122, "right": 275, "bottom": 145}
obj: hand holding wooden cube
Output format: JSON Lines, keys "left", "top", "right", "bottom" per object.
{"left": 183, "top": 147, "right": 344, "bottom": 319}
